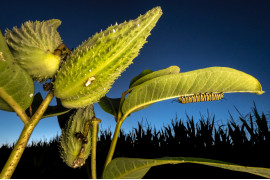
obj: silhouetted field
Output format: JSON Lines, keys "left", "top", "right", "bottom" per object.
{"left": 0, "top": 104, "right": 269, "bottom": 178}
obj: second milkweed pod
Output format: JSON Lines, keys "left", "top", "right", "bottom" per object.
{"left": 54, "top": 7, "right": 163, "bottom": 108}
{"left": 178, "top": 92, "right": 224, "bottom": 104}
{"left": 5, "top": 19, "right": 62, "bottom": 81}
{"left": 59, "top": 105, "right": 95, "bottom": 168}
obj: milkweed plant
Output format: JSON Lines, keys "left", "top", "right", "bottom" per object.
{"left": 0, "top": 6, "right": 268, "bottom": 179}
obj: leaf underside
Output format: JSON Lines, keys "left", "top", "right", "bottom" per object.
{"left": 103, "top": 157, "right": 270, "bottom": 179}
{"left": 98, "top": 96, "right": 121, "bottom": 117}
{"left": 129, "top": 66, "right": 180, "bottom": 88}
{"left": 122, "top": 67, "right": 264, "bottom": 116}
{"left": 0, "top": 30, "right": 34, "bottom": 111}
{"left": 25, "top": 93, "right": 71, "bottom": 119}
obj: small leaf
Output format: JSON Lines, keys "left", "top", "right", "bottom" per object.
{"left": 122, "top": 67, "right": 264, "bottom": 116}
{"left": 43, "top": 105, "right": 71, "bottom": 119}
{"left": 25, "top": 93, "right": 71, "bottom": 119}
{"left": 0, "top": 30, "right": 34, "bottom": 111}
{"left": 130, "top": 66, "right": 180, "bottom": 88}
{"left": 43, "top": 96, "right": 72, "bottom": 119}
{"left": 25, "top": 93, "right": 43, "bottom": 116}
{"left": 129, "top": 69, "right": 153, "bottom": 88}
{"left": 57, "top": 104, "right": 76, "bottom": 130}
{"left": 103, "top": 157, "right": 270, "bottom": 179}
{"left": 98, "top": 96, "right": 121, "bottom": 118}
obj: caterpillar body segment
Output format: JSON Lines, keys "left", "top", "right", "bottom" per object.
{"left": 178, "top": 92, "right": 224, "bottom": 104}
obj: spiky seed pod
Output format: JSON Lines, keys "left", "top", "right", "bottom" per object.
{"left": 5, "top": 19, "right": 62, "bottom": 81}
{"left": 59, "top": 105, "right": 94, "bottom": 168}
{"left": 54, "top": 7, "right": 163, "bottom": 108}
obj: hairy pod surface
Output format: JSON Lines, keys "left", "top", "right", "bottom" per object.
{"left": 5, "top": 19, "right": 62, "bottom": 81}
{"left": 54, "top": 7, "right": 162, "bottom": 108}
{"left": 59, "top": 105, "right": 94, "bottom": 168}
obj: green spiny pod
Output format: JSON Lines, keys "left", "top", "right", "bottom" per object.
{"left": 54, "top": 7, "right": 163, "bottom": 108}
{"left": 59, "top": 105, "right": 94, "bottom": 168}
{"left": 5, "top": 19, "right": 62, "bottom": 81}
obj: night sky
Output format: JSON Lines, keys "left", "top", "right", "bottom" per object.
{"left": 0, "top": 0, "right": 269, "bottom": 146}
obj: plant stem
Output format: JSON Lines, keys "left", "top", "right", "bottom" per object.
{"left": 0, "top": 91, "right": 54, "bottom": 179}
{"left": 103, "top": 89, "right": 131, "bottom": 172}
{"left": 103, "top": 119, "right": 123, "bottom": 169}
{"left": 91, "top": 117, "right": 101, "bottom": 179}
{"left": 0, "top": 89, "right": 30, "bottom": 124}
{"left": 117, "top": 88, "right": 133, "bottom": 121}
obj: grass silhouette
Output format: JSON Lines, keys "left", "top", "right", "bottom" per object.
{"left": 0, "top": 104, "right": 269, "bottom": 178}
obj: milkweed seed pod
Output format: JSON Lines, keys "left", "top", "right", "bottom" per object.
{"left": 59, "top": 105, "right": 94, "bottom": 168}
{"left": 5, "top": 19, "right": 62, "bottom": 81}
{"left": 54, "top": 7, "right": 163, "bottom": 108}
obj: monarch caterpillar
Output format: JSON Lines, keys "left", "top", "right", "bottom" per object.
{"left": 178, "top": 92, "right": 224, "bottom": 104}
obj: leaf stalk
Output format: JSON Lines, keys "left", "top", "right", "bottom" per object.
{"left": 91, "top": 117, "right": 101, "bottom": 179}
{"left": 0, "top": 89, "right": 30, "bottom": 124}
{"left": 103, "top": 88, "right": 132, "bottom": 172}
{"left": 103, "top": 120, "right": 123, "bottom": 169}
{"left": 0, "top": 91, "right": 54, "bottom": 179}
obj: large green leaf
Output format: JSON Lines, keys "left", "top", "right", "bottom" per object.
{"left": 0, "top": 30, "right": 34, "bottom": 111}
{"left": 122, "top": 67, "right": 264, "bottom": 116}
{"left": 129, "top": 66, "right": 180, "bottom": 88}
{"left": 103, "top": 157, "right": 270, "bottom": 179}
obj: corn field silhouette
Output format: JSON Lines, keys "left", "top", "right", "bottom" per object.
{"left": 0, "top": 104, "right": 269, "bottom": 178}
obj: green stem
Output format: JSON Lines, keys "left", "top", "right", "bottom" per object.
{"left": 103, "top": 119, "right": 124, "bottom": 168}
{"left": 117, "top": 88, "right": 133, "bottom": 121}
{"left": 0, "top": 91, "right": 54, "bottom": 179}
{"left": 0, "top": 89, "right": 30, "bottom": 124}
{"left": 103, "top": 89, "right": 132, "bottom": 172}
{"left": 91, "top": 118, "right": 101, "bottom": 179}
{"left": 102, "top": 89, "right": 132, "bottom": 176}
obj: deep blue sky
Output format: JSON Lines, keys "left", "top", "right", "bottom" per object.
{"left": 0, "top": 0, "right": 269, "bottom": 146}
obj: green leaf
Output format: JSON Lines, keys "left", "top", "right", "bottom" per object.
{"left": 129, "top": 69, "right": 153, "bottom": 88}
{"left": 103, "top": 157, "right": 270, "bottom": 179}
{"left": 57, "top": 105, "right": 76, "bottom": 130}
{"left": 43, "top": 104, "right": 71, "bottom": 119}
{"left": 0, "top": 30, "right": 34, "bottom": 111}
{"left": 129, "top": 66, "right": 180, "bottom": 88}
{"left": 25, "top": 93, "right": 43, "bottom": 116}
{"left": 25, "top": 93, "right": 71, "bottom": 119}
{"left": 122, "top": 67, "right": 264, "bottom": 116}
{"left": 98, "top": 96, "right": 121, "bottom": 118}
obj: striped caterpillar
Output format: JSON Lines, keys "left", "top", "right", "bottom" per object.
{"left": 178, "top": 92, "right": 224, "bottom": 104}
